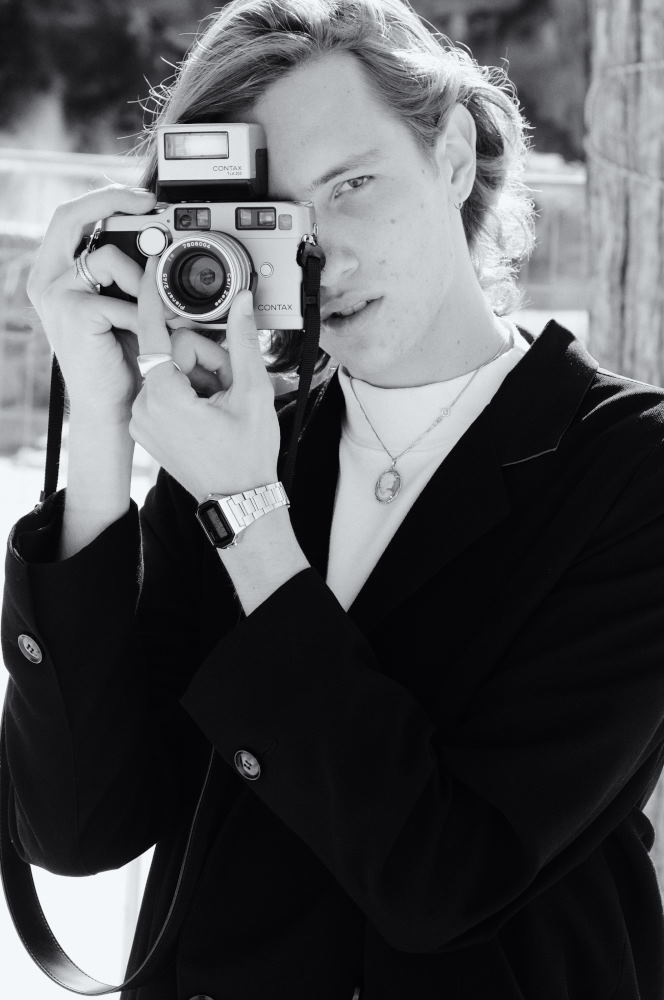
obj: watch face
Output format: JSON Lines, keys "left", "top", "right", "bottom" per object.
{"left": 197, "top": 499, "right": 234, "bottom": 548}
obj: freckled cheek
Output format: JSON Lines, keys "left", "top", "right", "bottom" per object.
{"left": 382, "top": 204, "right": 432, "bottom": 255}
{"left": 353, "top": 232, "right": 393, "bottom": 283}
{"left": 360, "top": 204, "right": 428, "bottom": 284}
{"left": 374, "top": 254, "right": 400, "bottom": 288}
{"left": 374, "top": 237, "right": 420, "bottom": 290}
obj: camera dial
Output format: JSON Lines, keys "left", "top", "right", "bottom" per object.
{"left": 137, "top": 225, "right": 171, "bottom": 257}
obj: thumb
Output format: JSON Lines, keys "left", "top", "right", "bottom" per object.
{"left": 225, "top": 289, "right": 267, "bottom": 392}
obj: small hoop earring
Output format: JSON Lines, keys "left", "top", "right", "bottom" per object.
{"left": 455, "top": 199, "right": 465, "bottom": 211}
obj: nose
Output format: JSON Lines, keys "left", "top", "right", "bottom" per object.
{"left": 317, "top": 224, "right": 359, "bottom": 291}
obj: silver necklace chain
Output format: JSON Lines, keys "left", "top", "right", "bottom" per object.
{"left": 349, "top": 328, "right": 514, "bottom": 503}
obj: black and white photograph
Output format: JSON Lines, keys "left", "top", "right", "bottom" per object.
{"left": 1, "top": 1, "right": 664, "bottom": 998}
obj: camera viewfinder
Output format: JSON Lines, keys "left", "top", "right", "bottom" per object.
{"left": 236, "top": 208, "right": 277, "bottom": 230}
{"left": 175, "top": 208, "right": 212, "bottom": 230}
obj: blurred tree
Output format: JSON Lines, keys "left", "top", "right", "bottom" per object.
{"left": 0, "top": 0, "right": 212, "bottom": 150}
{"left": 586, "top": 0, "right": 664, "bottom": 385}
{"left": 0, "top": 0, "right": 588, "bottom": 161}
{"left": 424, "top": 0, "right": 590, "bottom": 161}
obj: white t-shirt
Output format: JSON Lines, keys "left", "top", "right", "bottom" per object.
{"left": 326, "top": 319, "right": 531, "bottom": 610}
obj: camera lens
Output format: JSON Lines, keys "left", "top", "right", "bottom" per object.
{"left": 157, "top": 232, "right": 253, "bottom": 322}
{"left": 177, "top": 253, "right": 226, "bottom": 300}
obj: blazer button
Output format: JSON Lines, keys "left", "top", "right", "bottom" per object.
{"left": 234, "top": 749, "right": 261, "bottom": 780}
{"left": 18, "top": 634, "right": 42, "bottom": 664}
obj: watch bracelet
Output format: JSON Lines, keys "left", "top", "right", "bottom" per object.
{"left": 222, "top": 482, "right": 289, "bottom": 528}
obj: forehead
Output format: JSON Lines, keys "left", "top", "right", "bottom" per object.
{"left": 247, "top": 50, "right": 415, "bottom": 194}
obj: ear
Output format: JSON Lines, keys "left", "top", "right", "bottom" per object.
{"left": 433, "top": 103, "right": 477, "bottom": 206}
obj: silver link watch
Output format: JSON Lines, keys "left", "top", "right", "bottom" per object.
{"left": 195, "top": 481, "right": 290, "bottom": 549}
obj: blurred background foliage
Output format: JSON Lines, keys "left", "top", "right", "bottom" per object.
{"left": 0, "top": 0, "right": 590, "bottom": 454}
{"left": 0, "top": 0, "right": 588, "bottom": 161}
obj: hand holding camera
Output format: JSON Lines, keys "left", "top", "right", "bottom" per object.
{"left": 26, "top": 185, "right": 160, "bottom": 426}
{"left": 27, "top": 123, "right": 318, "bottom": 427}
{"left": 130, "top": 256, "right": 281, "bottom": 502}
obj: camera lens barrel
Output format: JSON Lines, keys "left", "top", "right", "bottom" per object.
{"left": 177, "top": 252, "right": 226, "bottom": 301}
{"left": 156, "top": 233, "right": 254, "bottom": 321}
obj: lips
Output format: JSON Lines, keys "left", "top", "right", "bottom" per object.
{"left": 331, "top": 300, "right": 369, "bottom": 319}
{"left": 323, "top": 298, "right": 380, "bottom": 325}
{"left": 322, "top": 296, "right": 377, "bottom": 321}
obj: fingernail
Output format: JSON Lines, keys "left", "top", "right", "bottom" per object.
{"left": 240, "top": 291, "right": 254, "bottom": 316}
{"left": 132, "top": 187, "right": 154, "bottom": 196}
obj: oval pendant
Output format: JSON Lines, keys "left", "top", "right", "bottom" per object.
{"left": 375, "top": 467, "right": 402, "bottom": 503}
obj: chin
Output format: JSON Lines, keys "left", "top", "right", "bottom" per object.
{"left": 337, "top": 351, "right": 397, "bottom": 386}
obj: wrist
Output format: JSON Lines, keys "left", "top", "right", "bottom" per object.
{"left": 195, "top": 471, "right": 279, "bottom": 505}
{"left": 196, "top": 480, "right": 286, "bottom": 549}
{"left": 216, "top": 507, "right": 309, "bottom": 615}
{"left": 67, "top": 407, "right": 132, "bottom": 432}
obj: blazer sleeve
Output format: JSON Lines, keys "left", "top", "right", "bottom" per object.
{"left": 178, "top": 435, "right": 664, "bottom": 953}
{"left": 1, "top": 470, "right": 236, "bottom": 876}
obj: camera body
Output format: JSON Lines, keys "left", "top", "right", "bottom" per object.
{"left": 91, "top": 123, "right": 317, "bottom": 328}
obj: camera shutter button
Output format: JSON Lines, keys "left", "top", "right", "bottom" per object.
{"left": 137, "top": 225, "right": 171, "bottom": 257}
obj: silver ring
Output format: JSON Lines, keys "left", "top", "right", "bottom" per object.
{"left": 74, "top": 248, "right": 101, "bottom": 293}
{"left": 137, "top": 353, "right": 183, "bottom": 379}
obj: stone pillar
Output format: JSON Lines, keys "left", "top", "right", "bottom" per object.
{"left": 586, "top": 0, "right": 664, "bottom": 383}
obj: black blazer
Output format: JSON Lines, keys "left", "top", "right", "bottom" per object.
{"left": 3, "top": 320, "right": 664, "bottom": 1000}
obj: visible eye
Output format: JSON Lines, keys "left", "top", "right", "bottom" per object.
{"left": 334, "top": 175, "right": 373, "bottom": 198}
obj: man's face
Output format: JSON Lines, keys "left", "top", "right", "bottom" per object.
{"left": 248, "top": 50, "right": 471, "bottom": 387}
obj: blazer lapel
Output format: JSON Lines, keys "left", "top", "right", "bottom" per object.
{"left": 288, "top": 321, "right": 599, "bottom": 634}
{"left": 287, "top": 372, "right": 343, "bottom": 578}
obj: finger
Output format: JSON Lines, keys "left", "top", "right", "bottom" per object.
{"left": 163, "top": 317, "right": 233, "bottom": 391}
{"left": 170, "top": 331, "right": 233, "bottom": 395}
{"left": 28, "top": 184, "right": 156, "bottom": 301}
{"left": 136, "top": 256, "right": 174, "bottom": 358}
{"left": 135, "top": 257, "right": 190, "bottom": 388}
{"left": 44, "top": 277, "right": 140, "bottom": 335}
{"left": 213, "top": 344, "right": 233, "bottom": 390}
{"left": 225, "top": 289, "right": 268, "bottom": 394}
{"left": 187, "top": 365, "right": 228, "bottom": 397}
{"left": 61, "top": 244, "right": 145, "bottom": 300}
{"left": 170, "top": 327, "right": 229, "bottom": 378}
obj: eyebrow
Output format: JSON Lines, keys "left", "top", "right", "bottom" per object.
{"left": 305, "top": 147, "right": 384, "bottom": 193}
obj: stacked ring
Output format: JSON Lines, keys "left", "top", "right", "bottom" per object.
{"left": 137, "top": 353, "right": 183, "bottom": 379}
{"left": 74, "top": 248, "right": 101, "bottom": 293}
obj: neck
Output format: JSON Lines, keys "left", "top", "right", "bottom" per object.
{"left": 444, "top": 311, "right": 511, "bottom": 377}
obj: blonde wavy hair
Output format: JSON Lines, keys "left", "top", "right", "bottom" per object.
{"left": 137, "top": 0, "right": 536, "bottom": 373}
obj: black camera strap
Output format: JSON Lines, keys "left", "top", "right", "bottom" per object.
{"left": 0, "top": 242, "right": 324, "bottom": 993}
{"left": 281, "top": 237, "right": 325, "bottom": 492}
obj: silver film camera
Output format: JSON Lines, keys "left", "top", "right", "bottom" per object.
{"left": 92, "top": 123, "right": 317, "bottom": 328}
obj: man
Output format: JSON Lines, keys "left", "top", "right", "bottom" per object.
{"left": 3, "top": 1, "right": 664, "bottom": 998}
